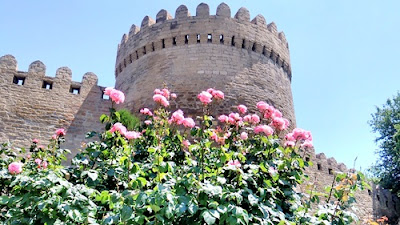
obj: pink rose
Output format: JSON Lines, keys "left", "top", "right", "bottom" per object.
{"left": 271, "top": 109, "right": 282, "bottom": 119}
{"left": 251, "top": 114, "right": 260, "bottom": 124}
{"left": 207, "top": 88, "right": 215, "bottom": 94}
{"left": 197, "top": 91, "right": 213, "bottom": 104}
{"left": 218, "top": 115, "right": 229, "bottom": 123}
{"left": 237, "top": 105, "right": 247, "bottom": 114}
{"left": 285, "top": 133, "right": 296, "bottom": 142}
{"left": 182, "top": 118, "right": 195, "bottom": 128}
{"left": 171, "top": 93, "right": 177, "bottom": 99}
{"left": 144, "top": 120, "right": 152, "bottom": 125}
{"left": 284, "top": 141, "right": 295, "bottom": 148}
{"left": 263, "top": 106, "right": 276, "bottom": 119}
{"left": 109, "top": 89, "right": 125, "bottom": 104}
{"left": 240, "top": 132, "right": 248, "bottom": 140}
{"left": 32, "top": 138, "right": 39, "bottom": 144}
{"left": 110, "top": 123, "right": 127, "bottom": 135}
{"left": 41, "top": 161, "right": 48, "bottom": 169}
{"left": 212, "top": 90, "right": 224, "bottom": 100}
{"left": 182, "top": 140, "right": 190, "bottom": 148}
{"left": 154, "top": 89, "right": 163, "bottom": 95}
{"left": 8, "top": 162, "right": 23, "bottom": 175}
{"left": 243, "top": 115, "right": 251, "bottom": 123}
{"left": 104, "top": 87, "right": 114, "bottom": 95}
{"left": 292, "top": 128, "right": 312, "bottom": 141}
{"left": 125, "top": 131, "right": 142, "bottom": 140}
{"left": 51, "top": 134, "right": 57, "bottom": 140}
{"left": 227, "top": 160, "right": 241, "bottom": 168}
{"left": 35, "top": 158, "right": 42, "bottom": 165}
{"left": 256, "top": 101, "right": 269, "bottom": 112}
{"left": 254, "top": 125, "right": 274, "bottom": 136}
{"left": 140, "top": 108, "right": 153, "bottom": 116}
{"left": 271, "top": 117, "right": 287, "bottom": 131}
{"left": 269, "top": 166, "right": 277, "bottom": 176}
{"left": 38, "top": 145, "right": 45, "bottom": 150}
{"left": 170, "top": 110, "right": 185, "bottom": 125}
{"left": 161, "top": 88, "right": 170, "bottom": 98}
{"left": 301, "top": 140, "right": 313, "bottom": 149}
{"left": 153, "top": 94, "right": 170, "bottom": 107}
{"left": 55, "top": 128, "right": 66, "bottom": 136}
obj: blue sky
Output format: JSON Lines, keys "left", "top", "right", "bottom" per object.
{"left": 1, "top": 1, "right": 399, "bottom": 171}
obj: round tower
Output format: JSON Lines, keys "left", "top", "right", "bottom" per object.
{"left": 115, "top": 3, "right": 295, "bottom": 125}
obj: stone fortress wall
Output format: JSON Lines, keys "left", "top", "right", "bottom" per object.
{"left": 0, "top": 2, "right": 399, "bottom": 224}
{"left": 0, "top": 55, "right": 111, "bottom": 160}
{"left": 114, "top": 3, "right": 296, "bottom": 127}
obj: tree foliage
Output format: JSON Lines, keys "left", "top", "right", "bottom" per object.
{"left": 369, "top": 92, "right": 400, "bottom": 193}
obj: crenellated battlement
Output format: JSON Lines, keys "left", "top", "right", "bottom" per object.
{"left": 0, "top": 54, "right": 107, "bottom": 98}
{"left": 115, "top": 2, "right": 291, "bottom": 78}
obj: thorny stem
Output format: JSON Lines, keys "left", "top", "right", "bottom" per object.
{"left": 327, "top": 174, "right": 337, "bottom": 203}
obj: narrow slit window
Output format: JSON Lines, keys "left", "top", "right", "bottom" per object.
{"left": 242, "top": 39, "right": 246, "bottom": 49}
{"left": 13, "top": 76, "right": 25, "bottom": 85}
{"left": 317, "top": 164, "right": 321, "bottom": 171}
{"left": 123, "top": 59, "right": 126, "bottom": 67}
{"left": 162, "top": 39, "right": 165, "bottom": 48}
{"left": 328, "top": 168, "right": 333, "bottom": 175}
{"left": 129, "top": 54, "right": 133, "bottom": 63}
{"left": 172, "top": 37, "right": 177, "bottom": 46}
{"left": 262, "top": 46, "right": 266, "bottom": 56}
{"left": 197, "top": 34, "right": 200, "bottom": 43}
{"left": 70, "top": 86, "right": 80, "bottom": 95}
{"left": 252, "top": 43, "right": 256, "bottom": 51}
{"left": 219, "top": 34, "right": 224, "bottom": 44}
{"left": 207, "top": 34, "right": 212, "bottom": 43}
{"left": 136, "top": 51, "right": 139, "bottom": 59}
{"left": 42, "top": 81, "right": 53, "bottom": 90}
{"left": 305, "top": 157, "right": 310, "bottom": 162}
{"left": 231, "top": 36, "right": 235, "bottom": 46}
{"left": 143, "top": 46, "right": 146, "bottom": 55}
{"left": 151, "top": 42, "right": 155, "bottom": 51}
{"left": 119, "top": 64, "right": 122, "bottom": 73}
{"left": 185, "top": 35, "right": 189, "bottom": 44}
{"left": 377, "top": 195, "right": 380, "bottom": 201}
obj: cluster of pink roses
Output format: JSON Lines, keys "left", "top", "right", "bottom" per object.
{"left": 153, "top": 88, "right": 176, "bottom": 107}
{"left": 197, "top": 88, "right": 224, "bottom": 105}
{"left": 109, "top": 123, "right": 142, "bottom": 140}
{"left": 104, "top": 87, "right": 125, "bottom": 104}
{"left": 284, "top": 128, "right": 313, "bottom": 149}
{"left": 256, "top": 101, "right": 290, "bottom": 131}
{"left": 169, "top": 110, "right": 195, "bottom": 128}
{"left": 35, "top": 158, "right": 48, "bottom": 169}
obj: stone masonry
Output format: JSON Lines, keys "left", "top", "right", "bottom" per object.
{"left": 0, "top": 2, "right": 399, "bottom": 224}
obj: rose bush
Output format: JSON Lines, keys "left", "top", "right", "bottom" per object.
{"left": 0, "top": 87, "right": 367, "bottom": 224}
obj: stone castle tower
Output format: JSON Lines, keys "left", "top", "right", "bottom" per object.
{"left": 115, "top": 3, "right": 295, "bottom": 126}
{"left": 0, "top": 2, "right": 399, "bottom": 223}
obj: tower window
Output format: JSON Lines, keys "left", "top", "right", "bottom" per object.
{"left": 231, "top": 36, "right": 235, "bottom": 46}
{"left": 220, "top": 34, "right": 224, "bottom": 44}
{"left": 328, "top": 168, "right": 333, "bottom": 175}
{"left": 242, "top": 39, "right": 246, "bottom": 49}
{"left": 207, "top": 34, "right": 212, "bottom": 43}
{"left": 252, "top": 43, "right": 256, "bottom": 51}
{"left": 143, "top": 46, "right": 146, "bottom": 55}
{"left": 129, "top": 54, "right": 133, "bottom": 63}
{"left": 197, "top": 34, "right": 200, "bottom": 43}
{"left": 70, "top": 86, "right": 80, "bottom": 95}
{"left": 172, "top": 37, "right": 177, "bottom": 46}
{"left": 185, "top": 35, "right": 189, "bottom": 44}
{"left": 136, "top": 51, "right": 139, "bottom": 59}
{"left": 13, "top": 76, "right": 25, "bottom": 85}
{"left": 151, "top": 42, "right": 155, "bottom": 51}
{"left": 162, "top": 39, "right": 165, "bottom": 48}
{"left": 42, "top": 81, "right": 52, "bottom": 89}
{"left": 317, "top": 164, "right": 321, "bottom": 170}
{"left": 262, "top": 46, "right": 267, "bottom": 56}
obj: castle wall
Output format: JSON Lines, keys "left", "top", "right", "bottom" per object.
{"left": 0, "top": 55, "right": 111, "bottom": 161}
{"left": 114, "top": 3, "right": 295, "bottom": 126}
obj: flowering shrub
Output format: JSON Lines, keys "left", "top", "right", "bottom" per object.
{"left": 0, "top": 87, "right": 367, "bottom": 224}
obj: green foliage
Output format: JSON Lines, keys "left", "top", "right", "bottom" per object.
{"left": 369, "top": 92, "right": 400, "bottom": 193}
{"left": 0, "top": 92, "right": 367, "bottom": 224}
{"left": 117, "top": 109, "right": 140, "bottom": 130}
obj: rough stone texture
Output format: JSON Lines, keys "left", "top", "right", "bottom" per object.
{"left": 115, "top": 5, "right": 294, "bottom": 126}
{"left": 0, "top": 55, "right": 111, "bottom": 161}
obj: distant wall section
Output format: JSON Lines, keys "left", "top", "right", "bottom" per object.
{"left": 0, "top": 55, "right": 111, "bottom": 160}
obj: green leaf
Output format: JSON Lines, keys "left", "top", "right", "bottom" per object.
{"left": 121, "top": 205, "right": 133, "bottom": 221}
{"left": 150, "top": 204, "right": 161, "bottom": 212}
{"left": 248, "top": 193, "right": 258, "bottom": 206}
{"left": 202, "top": 210, "right": 216, "bottom": 225}
{"left": 0, "top": 196, "right": 9, "bottom": 205}
{"left": 217, "top": 205, "right": 227, "bottom": 214}
{"left": 188, "top": 203, "right": 198, "bottom": 215}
